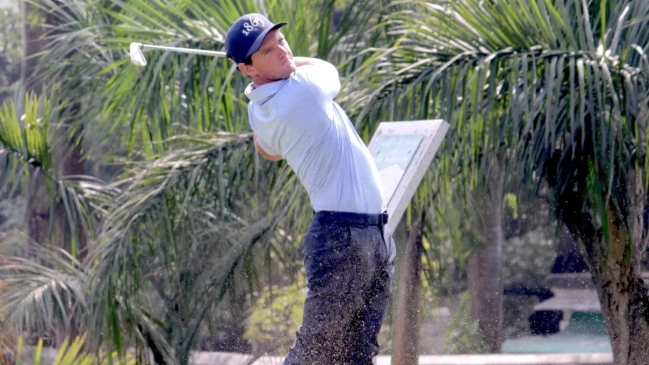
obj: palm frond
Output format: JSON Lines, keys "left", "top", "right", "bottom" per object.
{"left": 10, "top": 0, "right": 399, "bottom": 359}
{"left": 0, "top": 94, "right": 52, "bottom": 177}
{"left": 85, "top": 133, "right": 280, "bottom": 358}
{"left": 353, "top": 0, "right": 649, "bottom": 202}
{"left": 0, "top": 245, "right": 89, "bottom": 338}
{"left": 0, "top": 94, "right": 102, "bottom": 249}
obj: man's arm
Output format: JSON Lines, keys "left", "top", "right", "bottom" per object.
{"left": 254, "top": 134, "right": 282, "bottom": 161}
{"left": 293, "top": 57, "right": 340, "bottom": 97}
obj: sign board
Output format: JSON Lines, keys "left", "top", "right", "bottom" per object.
{"left": 368, "top": 120, "right": 449, "bottom": 228}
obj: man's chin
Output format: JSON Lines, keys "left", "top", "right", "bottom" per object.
{"left": 272, "top": 72, "right": 294, "bottom": 82}
{"left": 284, "top": 65, "right": 296, "bottom": 77}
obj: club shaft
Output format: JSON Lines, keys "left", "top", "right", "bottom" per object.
{"left": 141, "top": 44, "right": 226, "bottom": 57}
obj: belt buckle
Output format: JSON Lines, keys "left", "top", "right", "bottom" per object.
{"left": 380, "top": 212, "right": 388, "bottom": 226}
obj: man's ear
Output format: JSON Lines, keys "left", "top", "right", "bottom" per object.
{"left": 237, "top": 63, "right": 255, "bottom": 78}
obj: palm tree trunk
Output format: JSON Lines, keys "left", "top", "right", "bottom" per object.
{"left": 558, "top": 168, "right": 649, "bottom": 365}
{"left": 22, "top": 0, "right": 87, "bottom": 256}
{"left": 467, "top": 149, "right": 505, "bottom": 353}
{"left": 392, "top": 209, "right": 426, "bottom": 365}
{"left": 21, "top": 0, "right": 48, "bottom": 95}
{"left": 22, "top": 0, "right": 50, "bottom": 248}
{"left": 55, "top": 114, "right": 87, "bottom": 258}
{"left": 582, "top": 205, "right": 649, "bottom": 365}
{"left": 22, "top": 0, "right": 87, "bottom": 344}
{"left": 592, "top": 261, "right": 649, "bottom": 365}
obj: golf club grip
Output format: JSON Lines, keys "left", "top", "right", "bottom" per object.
{"left": 141, "top": 44, "right": 226, "bottom": 57}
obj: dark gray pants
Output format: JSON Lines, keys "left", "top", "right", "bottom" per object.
{"left": 282, "top": 211, "right": 396, "bottom": 365}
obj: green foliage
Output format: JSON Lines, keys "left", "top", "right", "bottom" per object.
{"left": 503, "top": 209, "right": 558, "bottom": 339}
{"left": 0, "top": 244, "right": 89, "bottom": 340}
{"left": 0, "top": 94, "right": 52, "bottom": 173}
{"left": 445, "top": 293, "right": 488, "bottom": 354}
{"left": 0, "top": 94, "right": 97, "bottom": 251}
{"left": 243, "top": 274, "right": 394, "bottom": 356}
{"left": 0, "top": 0, "right": 389, "bottom": 362}
{"left": 88, "top": 133, "right": 278, "bottom": 363}
{"left": 503, "top": 229, "right": 556, "bottom": 286}
{"left": 355, "top": 0, "right": 649, "bottom": 357}
{"left": 503, "top": 193, "right": 518, "bottom": 220}
{"left": 354, "top": 0, "right": 649, "bottom": 237}
{"left": 244, "top": 278, "right": 306, "bottom": 356}
{"left": 0, "top": 2, "right": 21, "bottom": 104}
{"left": 0, "top": 279, "right": 17, "bottom": 365}
{"left": 0, "top": 96, "right": 274, "bottom": 363}
{"left": 13, "top": 336, "right": 135, "bottom": 365}
{"left": 8, "top": 0, "right": 649, "bottom": 360}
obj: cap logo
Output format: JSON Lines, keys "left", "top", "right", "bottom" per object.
{"left": 241, "top": 15, "right": 266, "bottom": 36}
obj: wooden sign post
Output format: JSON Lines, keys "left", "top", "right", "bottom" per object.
{"left": 368, "top": 120, "right": 449, "bottom": 227}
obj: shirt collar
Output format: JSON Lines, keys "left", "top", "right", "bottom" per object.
{"left": 244, "top": 77, "right": 290, "bottom": 103}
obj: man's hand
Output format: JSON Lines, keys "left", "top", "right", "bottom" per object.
{"left": 254, "top": 134, "right": 282, "bottom": 161}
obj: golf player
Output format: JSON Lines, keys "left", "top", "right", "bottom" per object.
{"left": 225, "top": 13, "right": 396, "bottom": 365}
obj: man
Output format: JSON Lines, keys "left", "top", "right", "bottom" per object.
{"left": 225, "top": 13, "right": 396, "bottom": 365}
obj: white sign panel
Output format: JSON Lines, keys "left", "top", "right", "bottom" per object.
{"left": 368, "top": 120, "right": 449, "bottom": 228}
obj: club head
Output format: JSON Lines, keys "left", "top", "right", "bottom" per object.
{"left": 130, "top": 42, "right": 147, "bottom": 66}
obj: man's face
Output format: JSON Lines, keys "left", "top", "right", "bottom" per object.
{"left": 238, "top": 29, "right": 295, "bottom": 85}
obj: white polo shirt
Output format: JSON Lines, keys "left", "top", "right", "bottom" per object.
{"left": 245, "top": 61, "right": 384, "bottom": 214}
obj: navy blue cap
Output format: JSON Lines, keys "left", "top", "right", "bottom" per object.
{"left": 225, "top": 13, "right": 287, "bottom": 64}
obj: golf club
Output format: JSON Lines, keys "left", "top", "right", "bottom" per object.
{"left": 129, "top": 42, "right": 227, "bottom": 66}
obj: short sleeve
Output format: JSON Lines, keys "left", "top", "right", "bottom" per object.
{"left": 297, "top": 62, "right": 341, "bottom": 101}
{"left": 256, "top": 134, "right": 280, "bottom": 156}
{"left": 248, "top": 105, "right": 282, "bottom": 156}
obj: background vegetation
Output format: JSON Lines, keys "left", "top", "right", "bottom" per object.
{"left": 1, "top": 0, "right": 648, "bottom": 364}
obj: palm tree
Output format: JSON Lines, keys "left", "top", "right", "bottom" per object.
{"left": 354, "top": 0, "right": 649, "bottom": 363}
{"left": 1, "top": 0, "right": 388, "bottom": 363}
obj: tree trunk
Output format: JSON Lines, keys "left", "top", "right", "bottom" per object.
{"left": 579, "top": 205, "right": 649, "bottom": 365}
{"left": 467, "top": 149, "right": 505, "bottom": 353}
{"left": 22, "top": 0, "right": 87, "bottom": 255}
{"left": 22, "top": 0, "right": 87, "bottom": 343}
{"left": 592, "top": 260, "right": 649, "bottom": 365}
{"left": 21, "top": 0, "right": 55, "bottom": 94}
{"left": 54, "top": 115, "right": 88, "bottom": 258}
{"left": 392, "top": 209, "right": 426, "bottom": 365}
{"left": 558, "top": 166, "right": 649, "bottom": 365}
{"left": 22, "top": 0, "right": 50, "bottom": 247}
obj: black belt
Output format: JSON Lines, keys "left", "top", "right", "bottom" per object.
{"left": 314, "top": 210, "right": 389, "bottom": 227}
